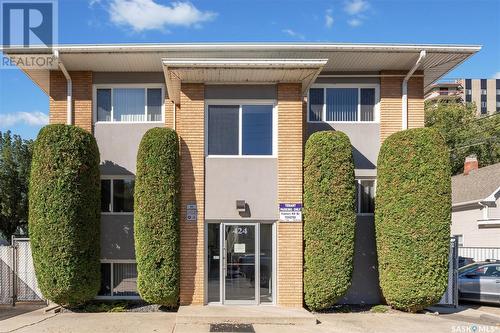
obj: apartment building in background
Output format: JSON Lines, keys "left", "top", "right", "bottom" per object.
{"left": 6, "top": 42, "right": 479, "bottom": 307}
{"left": 425, "top": 78, "right": 500, "bottom": 115}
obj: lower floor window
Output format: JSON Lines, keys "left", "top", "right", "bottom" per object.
{"left": 355, "top": 179, "right": 376, "bottom": 214}
{"left": 98, "top": 261, "right": 139, "bottom": 297}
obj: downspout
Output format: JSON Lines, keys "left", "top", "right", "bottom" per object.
{"left": 402, "top": 50, "right": 426, "bottom": 130}
{"left": 53, "top": 50, "right": 72, "bottom": 125}
{"left": 173, "top": 102, "right": 176, "bottom": 131}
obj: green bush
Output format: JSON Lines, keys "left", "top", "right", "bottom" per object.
{"left": 304, "top": 131, "right": 356, "bottom": 311}
{"left": 375, "top": 128, "right": 451, "bottom": 312}
{"left": 134, "top": 127, "right": 180, "bottom": 306}
{"left": 29, "top": 124, "right": 100, "bottom": 305}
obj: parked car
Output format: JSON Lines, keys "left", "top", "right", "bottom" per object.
{"left": 458, "top": 262, "right": 500, "bottom": 304}
{"left": 458, "top": 256, "right": 474, "bottom": 268}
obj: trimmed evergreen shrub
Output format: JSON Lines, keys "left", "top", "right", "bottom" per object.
{"left": 375, "top": 128, "right": 451, "bottom": 312}
{"left": 304, "top": 131, "right": 357, "bottom": 311}
{"left": 134, "top": 127, "right": 180, "bottom": 306}
{"left": 29, "top": 124, "right": 101, "bottom": 305}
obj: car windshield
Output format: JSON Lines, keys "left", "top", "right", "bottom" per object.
{"left": 458, "top": 263, "right": 481, "bottom": 274}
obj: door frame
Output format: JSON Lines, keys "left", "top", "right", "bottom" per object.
{"left": 205, "top": 221, "right": 276, "bottom": 305}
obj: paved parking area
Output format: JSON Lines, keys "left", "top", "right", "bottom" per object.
{"left": 0, "top": 305, "right": 498, "bottom": 333}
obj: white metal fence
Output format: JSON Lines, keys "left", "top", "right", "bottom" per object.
{"left": 438, "top": 237, "right": 459, "bottom": 307}
{"left": 458, "top": 247, "right": 500, "bottom": 262}
{"left": 0, "top": 238, "right": 44, "bottom": 305}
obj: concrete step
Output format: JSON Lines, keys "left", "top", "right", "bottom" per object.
{"left": 176, "top": 305, "right": 318, "bottom": 326}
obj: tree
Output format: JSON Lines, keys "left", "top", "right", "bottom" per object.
{"left": 29, "top": 124, "right": 101, "bottom": 305}
{"left": 376, "top": 128, "right": 451, "bottom": 312}
{"left": 0, "top": 131, "right": 33, "bottom": 242}
{"left": 135, "top": 127, "right": 180, "bottom": 306}
{"left": 304, "top": 131, "right": 356, "bottom": 311}
{"left": 425, "top": 101, "right": 500, "bottom": 174}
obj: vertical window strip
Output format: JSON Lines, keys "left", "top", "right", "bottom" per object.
{"left": 308, "top": 88, "right": 323, "bottom": 121}
{"left": 326, "top": 88, "right": 358, "bottom": 121}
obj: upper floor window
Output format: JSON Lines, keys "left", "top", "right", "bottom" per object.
{"left": 95, "top": 86, "right": 164, "bottom": 123}
{"left": 207, "top": 103, "right": 275, "bottom": 156}
{"left": 355, "top": 179, "right": 375, "bottom": 215}
{"left": 101, "top": 177, "right": 135, "bottom": 213}
{"left": 308, "top": 85, "right": 379, "bottom": 123}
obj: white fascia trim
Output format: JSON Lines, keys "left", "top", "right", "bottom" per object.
{"left": 162, "top": 58, "right": 329, "bottom": 68}
{"left": 4, "top": 43, "right": 481, "bottom": 54}
{"left": 483, "top": 186, "right": 500, "bottom": 203}
{"left": 53, "top": 49, "right": 72, "bottom": 125}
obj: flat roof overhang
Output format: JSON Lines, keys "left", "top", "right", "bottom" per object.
{"left": 162, "top": 58, "right": 328, "bottom": 104}
{"left": 2, "top": 42, "right": 481, "bottom": 94}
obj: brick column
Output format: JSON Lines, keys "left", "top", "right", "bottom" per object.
{"left": 49, "top": 71, "right": 93, "bottom": 132}
{"left": 380, "top": 70, "right": 424, "bottom": 142}
{"left": 277, "top": 83, "right": 304, "bottom": 307}
{"left": 177, "top": 83, "right": 205, "bottom": 305}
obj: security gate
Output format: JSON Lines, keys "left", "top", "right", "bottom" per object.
{"left": 0, "top": 237, "right": 44, "bottom": 305}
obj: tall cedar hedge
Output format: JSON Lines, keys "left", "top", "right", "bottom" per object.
{"left": 29, "top": 124, "right": 100, "bottom": 305}
{"left": 376, "top": 128, "right": 451, "bottom": 312}
{"left": 304, "top": 131, "right": 356, "bottom": 311}
{"left": 135, "top": 127, "right": 180, "bottom": 305}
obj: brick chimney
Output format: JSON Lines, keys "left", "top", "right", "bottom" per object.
{"left": 463, "top": 155, "right": 478, "bottom": 175}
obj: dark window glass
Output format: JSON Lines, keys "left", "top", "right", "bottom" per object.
{"left": 242, "top": 105, "right": 273, "bottom": 155}
{"left": 260, "top": 223, "right": 273, "bottom": 303}
{"left": 481, "top": 94, "right": 487, "bottom": 114}
{"left": 113, "top": 179, "right": 134, "bottom": 212}
{"left": 497, "top": 79, "right": 500, "bottom": 89}
{"left": 360, "top": 88, "right": 375, "bottom": 121}
{"left": 326, "top": 88, "right": 358, "bottom": 121}
{"left": 355, "top": 181, "right": 359, "bottom": 214}
{"left": 101, "top": 180, "right": 111, "bottom": 212}
{"left": 466, "top": 94, "right": 472, "bottom": 103}
{"left": 147, "top": 88, "right": 162, "bottom": 121}
{"left": 98, "top": 263, "right": 111, "bottom": 296}
{"left": 481, "top": 79, "right": 487, "bottom": 90}
{"left": 358, "top": 180, "right": 375, "bottom": 214}
{"left": 97, "top": 89, "right": 112, "bottom": 122}
{"left": 309, "top": 88, "right": 324, "bottom": 121}
{"left": 465, "top": 79, "right": 471, "bottom": 90}
{"left": 208, "top": 105, "right": 239, "bottom": 155}
{"left": 113, "top": 88, "right": 145, "bottom": 122}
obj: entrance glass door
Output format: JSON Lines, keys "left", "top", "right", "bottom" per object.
{"left": 224, "top": 224, "right": 256, "bottom": 303}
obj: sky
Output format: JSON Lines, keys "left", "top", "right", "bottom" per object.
{"left": 0, "top": 0, "right": 499, "bottom": 140}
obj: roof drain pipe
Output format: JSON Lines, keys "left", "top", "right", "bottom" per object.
{"left": 53, "top": 49, "right": 73, "bottom": 125}
{"left": 402, "top": 50, "right": 426, "bottom": 130}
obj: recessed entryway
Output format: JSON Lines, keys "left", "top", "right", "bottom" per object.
{"left": 206, "top": 222, "right": 275, "bottom": 305}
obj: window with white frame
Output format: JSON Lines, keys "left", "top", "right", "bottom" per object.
{"left": 98, "top": 261, "right": 139, "bottom": 298}
{"left": 101, "top": 178, "right": 135, "bottom": 213}
{"left": 96, "top": 86, "right": 164, "bottom": 123}
{"left": 207, "top": 103, "right": 274, "bottom": 156}
{"left": 453, "top": 234, "right": 464, "bottom": 247}
{"left": 308, "top": 86, "right": 378, "bottom": 122}
{"left": 355, "top": 179, "right": 376, "bottom": 214}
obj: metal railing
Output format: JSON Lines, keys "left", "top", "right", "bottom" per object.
{"left": 458, "top": 247, "right": 500, "bottom": 262}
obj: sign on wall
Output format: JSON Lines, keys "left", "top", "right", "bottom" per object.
{"left": 279, "top": 203, "right": 302, "bottom": 222}
{"left": 186, "top": 204, "right": 197, "bottom": 222}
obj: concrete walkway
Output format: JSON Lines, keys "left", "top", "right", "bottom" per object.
{"left": 0, "top": 305, "right": 499, "bottom": 333}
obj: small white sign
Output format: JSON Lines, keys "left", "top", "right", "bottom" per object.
{"left": 279, "top": 203, "right": 302, "bottom": 222}
{"left": 234, "top": 243, "right": 246, "bottom": 253}
{"left": 186, "top": 203, "right": 197, "bottom": 222}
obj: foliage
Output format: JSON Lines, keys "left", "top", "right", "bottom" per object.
{"left": 29, "top": 124, "right": 101, "bottom": 305}
{"left": 0, "top": 131, "right": 33, "bottom": 242}
{"left": 304, "top": 131, "right": 356, "bottom": 311}
{"left": 375, "top": 128, "right": 451, "bottom": 312}
{"left": 135, "top": 127, "right": 180, "bottom": 306}
{"left": 370, "top": 305, "right": 390, "bottom": 313}
{"left": 425, "top": 101, "right": 500, "bottom": 174}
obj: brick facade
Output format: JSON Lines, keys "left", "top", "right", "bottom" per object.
{"left": 49, "top": 71, "right": 93, "bottom": 132}
{"left": 380, "top": 71, "right": 424, "bottom": 142}
{"left": 277, "top": 83, "right": 304, "bottom": 307}
{"left": 177, "top": 83, "right": 205, "bottom": 305}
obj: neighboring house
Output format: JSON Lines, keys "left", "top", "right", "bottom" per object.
{"left": 424, "top": 81, "right": 463, "bottom": 104}
{"left": 6, "top": 42, "right": 479, "bottom": 307}
{"left": 425, "top": 78, "right": 500, "bottom": 115}
{"left": 452, "top": 156, "right": 500, "bottom": 248}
